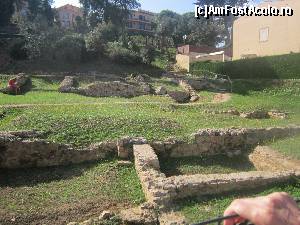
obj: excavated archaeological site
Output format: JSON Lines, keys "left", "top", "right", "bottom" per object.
{"left": 1, "top": 126, "right": 300, "bottom": 225}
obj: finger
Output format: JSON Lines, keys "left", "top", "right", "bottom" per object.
{"left": 224, "top": 198, "right": 260, "bottom": 224}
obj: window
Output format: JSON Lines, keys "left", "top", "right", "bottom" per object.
{"left": 64, "top": 12, "right": 70, "bottom": 20}
{"left": 139, "top": 23, "right": 145, "bottom": 30}
{"left": 139, "top": 15, "right": 145, "bottom": 21}
{"left": 128, "top": 22, "right": 133, "bottom": 28}
{"left": 259, "top": 27, "right": 269, "bottom": 42}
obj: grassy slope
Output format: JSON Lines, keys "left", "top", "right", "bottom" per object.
{"left": 191, "top": 53, "right": 300, "bottom": 79}
{"left": 0, "top": 159, "right": 144, "bottom": 224}
{"left": 178, "top": 179, "right": 300, "bottom": 224}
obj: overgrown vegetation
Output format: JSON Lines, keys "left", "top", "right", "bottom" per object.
{"left": 191, "top": 53, "right": 300, "bottom": 79}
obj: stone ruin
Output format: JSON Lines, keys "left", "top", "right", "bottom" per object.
{"left": 0, "top": 74, "right": 32, "bottom": 95}
{"left": 205, "top": 109, "right": 288, "bottom": 119}
{"left": 57, "top": 73, "right": 232, "bottom": 104}
{"left": 58, "top": 75, "right": 154, "bottom": 98}
{"left": 2, "top": 127, "right": 300, "bottom": 224}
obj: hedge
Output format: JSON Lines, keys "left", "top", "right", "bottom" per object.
{"left": 190, "top": 53, "right": 300, "bottom": 79}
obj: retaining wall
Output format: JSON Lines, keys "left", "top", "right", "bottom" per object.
{"left": 0, "top": 132, "right": 116, "bottom": 169}
{"left": 166, "top": 171, "right": 296, "bottom": 200}
{"left": 151, "top": 127, "right": 300, "bottom": 158}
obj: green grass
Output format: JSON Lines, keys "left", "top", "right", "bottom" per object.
{"left": 270, "top": 134, "right": 300, "bottom": 160}
{"left": 151, "top": 77, "right": 184, "bottom": 91}
{"left": 0, "top": 81, "right": 299, "bottom": 147}
{"left": 0, "top": 159, "right": 144, "bottom": 222}
{"left": 191, "top": 53, "right": 300, "bottom": 79}
{"left": 177, "top": 179, "right": 300, "bottom": 224}
{"left": 159, "top": 155, "right": 255, "bottom": 177}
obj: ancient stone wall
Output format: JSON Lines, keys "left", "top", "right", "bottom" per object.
{"left": 0, "top": 132, "right": 116, "bottom": 169}
{"left": 133, "top": 145, "right": 170, "bottom": 207}
{"left": 151, "top": 126, "right": 300, "bottom": 158}
{"left": 132, "top": 144, "right": 299, "bottom": 208}
{"left": 83, "top": 81, "right": 152, "bottom": 98}
{"left": 166, "top": 171, "right": 296, "bottom": 200}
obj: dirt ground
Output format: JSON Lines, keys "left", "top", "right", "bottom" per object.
{"left": 212, "top": 93, "right": 232, "bottom": 103}
{"left": 0, "top": 198, "right": 132, "bottom": 225}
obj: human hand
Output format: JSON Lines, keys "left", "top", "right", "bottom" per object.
{"left": 224, "top": 192, "right": 300, "bottom": 225}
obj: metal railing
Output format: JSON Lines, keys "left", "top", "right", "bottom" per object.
{"left": 192, "top": 198, "right": 300, "bottom": 225}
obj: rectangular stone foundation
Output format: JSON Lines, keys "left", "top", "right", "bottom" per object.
{"left": 133, "top": 144, "right": 300, "bottom": 208}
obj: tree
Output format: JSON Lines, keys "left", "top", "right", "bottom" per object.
{"left": 196, "top": 0, "right": 249, "bottom": 45}
{"left": 79, "top": 0, "right": 140, "bottom": 28}
{"left": 180, "top": 12, "right": 224, "bottom": 47}
{"left": 155, "top": 10, "right": 183, "bottom": 51}
{"left": 27, "top": 0, "right": 54, "bottom": 25}
{"left": 0, "top": 0, "right": 15, "bottom": 26}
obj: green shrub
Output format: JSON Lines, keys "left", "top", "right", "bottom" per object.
{"left": 85, "top": 22, "right": 119, "bottom": 55}
{"left": 9, "top": 39, "right": 27, "bottom": 60}
{"left": 106, "top": 42, "right": 141, "bottom": 64}
{"left": 55, "top": 34, "right": 86, "bottom": 63}
{"left": 140, "top": 45, "right": 156, "bottom": 64}
{"left": 190, "top": 53, "right": 300, "bottom": 79}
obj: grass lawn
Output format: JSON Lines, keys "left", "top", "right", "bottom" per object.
{"left": 177, "top": 178, "right": 300, "bottom": 224}
{"left": 269, "top": 134, "right": 300, "bottom": 160}
{"left": 0, "top": 80, "right": 299, "bottom": 146}
{"left": 159, "top": 155, "right": 255, "bottom": 177}
{"left": 0, "top": 77, "right": 300, "bottom": 224}
{"left": 0, "top": 159, "right": 144, "bottom": 225}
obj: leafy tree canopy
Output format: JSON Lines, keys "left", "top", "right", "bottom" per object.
{"left": 79, "top": 0, "right": 140, "bottom": 28}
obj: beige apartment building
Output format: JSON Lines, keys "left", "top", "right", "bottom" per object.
{"left": 56, "top": 4, "right": 83, "bottom": 28}
{"left": 233, "top": 0, "right": 300, "bottom": 60}
{"left": 127, "top": 9, "right": 155, "bottom": 33}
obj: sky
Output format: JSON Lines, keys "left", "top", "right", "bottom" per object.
{"left": 54, "top": 0, "right": 201, "bottom": 13}
{"left": 53, "top": 0, "right": 260, "bottom": 14}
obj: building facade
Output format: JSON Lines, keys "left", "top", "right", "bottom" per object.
{"left": 176, "top": 45, "right": 232, "bottom": 71}
{"left": 56, "top": 4, "right": 83, "bottom": 28}
{"left": 233, "top": 0, "right": 300, "bottom": 60}
{"left": 127, "top": 9, "right": 155, "bottom": 33}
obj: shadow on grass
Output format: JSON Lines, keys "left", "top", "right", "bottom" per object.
{"left": 0, "top": 160, "right": 104, "bottom": 188}
{"left": 159, "top": 155, "right": 255, "bottom": 177}
{"left": 1, "top": 58, "right": 164, "bottom": 78}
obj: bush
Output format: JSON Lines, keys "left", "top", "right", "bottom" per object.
{"left": 9, "top": 39, "right": 27, "bottom": 60}
{"left": 106, "top": 42, "right": 141, "bottom": 64}
{"left": 55, "top": 34, "right": 86, "bottom": 63}
{"left": 140, "top": 45, "right": 156, "bottom": 64}
{"left": 190, "top": 53, "right": 300, "bottom": 79}
{"left": 86, "top": 22, "right": 119, "bottom": 55}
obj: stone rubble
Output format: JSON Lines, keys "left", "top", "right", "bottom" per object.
{"left": 178, "top": 79, "right": 200, "bottom": 102}
{"left": 58, "top": 76, "right": 79, "bottom": 93}
{"left": 167, "top": 91, "right": 190, "bottom": 103}
{"left": 0, "top": 74, "right": 32, "bottom": 95}
{"left": 205, "top": 109, "right": 288, "bottom": 119}
{"left": 155, "top": 86, "right": 168, "bottom": 95}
